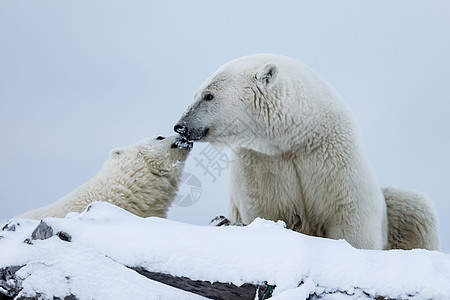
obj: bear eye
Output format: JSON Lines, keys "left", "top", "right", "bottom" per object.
{"left": 156, "top": 136, "right": 165, "bottom": 140}
{"left": 203, "top": 93, "right": 214, "bottom": 101}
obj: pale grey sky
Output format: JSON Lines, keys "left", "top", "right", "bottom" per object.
{"left": 1, "top": 1, "right": 449, "bottom": 252}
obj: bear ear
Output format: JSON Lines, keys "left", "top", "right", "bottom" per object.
{"left": 110, "top": 148, "right": 123, "bottom": 158}
{"left": 256, "top": 62, "right": 279, "bottom": 88}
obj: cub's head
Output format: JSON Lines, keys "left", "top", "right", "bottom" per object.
{"left": 174, "top": 54, "right": 294, "bottom": 155}
{"left": 105, "top": 135, "right": 193, "bottom": 185}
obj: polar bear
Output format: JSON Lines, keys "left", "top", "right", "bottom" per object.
{"left": 19, "top": 135, "right": 193, "bottom": 220}
{"left": 175, "top": 54, "right": 439, "bottom": 250}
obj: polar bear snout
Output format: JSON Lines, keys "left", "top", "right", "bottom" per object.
{"left": 174, "top": 124, "right": 188, "bottom": 135}
{"left": 174, "top": 123, "right": 209, "bottom": 141}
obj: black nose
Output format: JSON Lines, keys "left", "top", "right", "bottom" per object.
{"left": 174, "top": 124, "right": 188, "bottom": 135}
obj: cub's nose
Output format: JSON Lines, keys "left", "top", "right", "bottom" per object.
{"left": 174, "top": 124, "right": 188, "bottom": 136}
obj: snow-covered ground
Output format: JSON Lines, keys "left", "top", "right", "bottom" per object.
{"left": 1, "top": 202, "right": 449, "bottom": 300}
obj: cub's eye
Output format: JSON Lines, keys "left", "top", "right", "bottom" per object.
{"left": 203, "top": 93, "right": 214, "bottom": 101}
{"left": 156, "top": 136, "right": 165, "bottom": 140}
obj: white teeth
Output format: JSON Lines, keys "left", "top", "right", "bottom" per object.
{"left": 173, "top": 138, "right": 193, "bottom": 150}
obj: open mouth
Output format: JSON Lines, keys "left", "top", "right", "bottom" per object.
{"left": 171, "top": 136, "right": 194, "bottom": 151}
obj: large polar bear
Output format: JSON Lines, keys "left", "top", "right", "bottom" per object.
{"left": 175, "top": 54, "right": 439, "bottom": 250}
{"left": 19, "top": 135, "right": 193, "bottom": 220}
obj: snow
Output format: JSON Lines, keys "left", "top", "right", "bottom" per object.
{"left": 1, "top": 201, "right": 450, "bottom": 299}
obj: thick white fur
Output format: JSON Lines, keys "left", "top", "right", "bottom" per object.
{"left": 178, "top": 54, "right": 440, "bottom": 250}
{"left": 383, "top": 186, "right": 439, "bottom": 250}
{"left": 19, "top": 136, "right": 190, "bottom": 220}
{"left": 177, "top": 54, "right": 388, "bottom": 249}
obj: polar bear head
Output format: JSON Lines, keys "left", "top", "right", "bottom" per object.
{"left": 174, "top": 54, "right": 335, "bottom": 155}
{"left": 93, "top": 135, "right": 193, "bottom": 217}
{"left": 103, "top": 135, "right": 193, "bottom": 201}
{"left": 107, "top": 135, "right": 192, "bottom": 178}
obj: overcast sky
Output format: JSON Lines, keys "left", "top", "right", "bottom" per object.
{"left": 1, "top": 1, "right": 449, "bottom": 252}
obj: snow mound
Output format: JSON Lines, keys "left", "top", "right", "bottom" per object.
{"left": 1, "top": 202, "right": 449, "bottom": 299}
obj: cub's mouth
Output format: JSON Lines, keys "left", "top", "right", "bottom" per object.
{"left": 171, "top": 136, "right": 194, "bottom": 151}
{"left": 173, "top": 124, "right": 209, "bottom": 141}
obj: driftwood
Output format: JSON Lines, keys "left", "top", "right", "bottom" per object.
{"left": 1, "top": 221, "right": 274, "bottom": 300}
{"left": 0, "top": 220, "right": 404, "bottom": 300}
{"left": 0, "top": 264, "right": 273, "bottom": 300}
{"left": 131, "top": 267, "right": 273, "bottom": 300}
{"left": 0, "top": 263, "right": 399, "bottom": 300}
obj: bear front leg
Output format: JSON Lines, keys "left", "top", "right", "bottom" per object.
{"left": 228, "top": 201, "right": 244, "bottom": 225}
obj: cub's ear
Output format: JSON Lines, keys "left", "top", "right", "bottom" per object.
{"left": 110, "top": 148, "right": 123, "bottom": 158}
{"left": 256, "top": 62, "right": 279, "bottom": 88}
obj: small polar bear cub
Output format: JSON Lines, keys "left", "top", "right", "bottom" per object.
{"left": 18, "top": 135, "right": 193, "bottom": 220}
